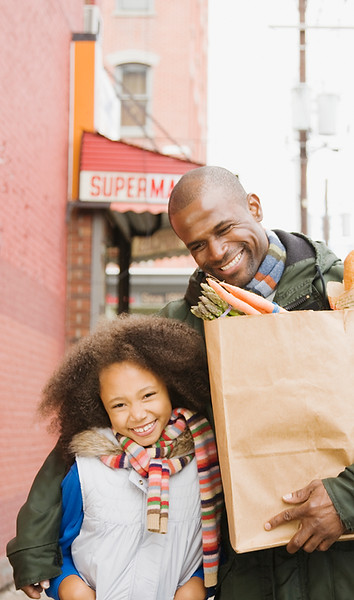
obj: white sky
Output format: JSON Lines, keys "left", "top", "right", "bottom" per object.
{"left": 207, "top": 0, "right": 354, "bottom": 257}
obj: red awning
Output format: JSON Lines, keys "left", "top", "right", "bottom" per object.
{"left": 79, "top": 132, "right": 203, "bottom": 214}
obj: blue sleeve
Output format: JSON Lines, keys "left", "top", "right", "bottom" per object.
{"left": 191, "top": 565, "right": 204, "bottom": 580}
{"left": 46, "top": 462, "right": 84, "bottom": 600}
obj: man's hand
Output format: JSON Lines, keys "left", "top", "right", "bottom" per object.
{"left": 21, "top": 581, "right": 50, "bottom": 599}
{"left": 264, "top": 479, "right": 346, "bottom": 554}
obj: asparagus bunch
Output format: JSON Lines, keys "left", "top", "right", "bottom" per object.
{"left": 190, "top": 282, "right": 242, "bottom": 320}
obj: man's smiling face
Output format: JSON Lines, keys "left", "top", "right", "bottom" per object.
{"left": 170, "top": 186, "right": 269, "bottom": 287}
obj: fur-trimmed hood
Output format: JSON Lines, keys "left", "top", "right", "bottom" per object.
{"left": 69, "top": 428, "right": 120, "bottom": 458}
{"left": 69, "top": 427, "right": 194, "bottom": 459}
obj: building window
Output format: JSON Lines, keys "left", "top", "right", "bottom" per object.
{"left": 116, "top": 0, "right": 153, "bottom": 13}
{"left": 115, "top": 63, "right": 151, "bottom": 135}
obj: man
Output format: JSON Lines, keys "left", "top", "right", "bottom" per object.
{"left": 7, "top": 167, "right": 354, "bottom": 600}
{"left": 160, "top": 166, "right": 354, "bottom": 599}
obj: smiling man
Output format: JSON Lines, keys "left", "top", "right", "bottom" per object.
{"left": 161, "top": 166, "right": 343, "bottom": 337}
{"left": 159, "top": 166, "right": 354, "bottom": 600}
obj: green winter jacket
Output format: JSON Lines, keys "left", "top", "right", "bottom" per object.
{"left": 7, "top": 231, "right": 354, "bottom": 599}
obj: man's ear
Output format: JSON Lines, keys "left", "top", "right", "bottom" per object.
{"left": 247, "top": 193, "right": 263, "bottom": 222}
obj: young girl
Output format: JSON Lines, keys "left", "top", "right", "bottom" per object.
{"left": 39, "top": 314, "right": 222, "bottom": 600}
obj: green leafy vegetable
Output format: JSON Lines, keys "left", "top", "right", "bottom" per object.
{"left": 190, "top": 283, "right": 243, "bottom": 320}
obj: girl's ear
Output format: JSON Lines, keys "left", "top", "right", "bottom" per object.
{"left": 247, "top": 193, "right": 263, "bottom": 222}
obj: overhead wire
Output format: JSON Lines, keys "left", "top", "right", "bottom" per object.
{"left": 105, "top": 67, "right": 192, "bottom": 162}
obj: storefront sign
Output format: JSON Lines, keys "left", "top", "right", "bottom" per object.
{"left": 79, "top": 171, "right": 182, "bottom": 203}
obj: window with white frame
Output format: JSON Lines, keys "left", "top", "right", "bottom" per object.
{"left": 115, "top": 0, "right": 153, "bottom": 13}
{"left": 115, "top": 63, "right": 151, "bottom": 136}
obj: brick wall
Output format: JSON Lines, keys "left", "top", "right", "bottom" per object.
{"left": 0, "top": 0, "right": 84, "bottom": 581}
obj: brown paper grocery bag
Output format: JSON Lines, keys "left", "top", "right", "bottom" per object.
{"left": 204, "top": 309, "right": 354, "bottom": 553}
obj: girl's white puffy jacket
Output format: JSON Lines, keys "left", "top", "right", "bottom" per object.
{"left": 72, "top": 428, "right": 203, "bottom": 600}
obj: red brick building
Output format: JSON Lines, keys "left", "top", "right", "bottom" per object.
{"left": 67, "top": 0, "right": 207, "bottom": 330}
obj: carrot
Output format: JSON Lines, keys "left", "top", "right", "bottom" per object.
{"left": 207, "top": 278, "right": 261, "bottom": 315}
{"left": 217, "top": 281, "right": 287, "bottom": 314}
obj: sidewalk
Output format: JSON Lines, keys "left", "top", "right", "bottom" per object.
{"left": 0, "top": 585, "right": 26, "bottom": 599}
{"left": 0, "top": 585, "right": 48, "bottom": 600}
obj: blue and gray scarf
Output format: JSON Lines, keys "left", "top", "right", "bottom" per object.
{"left": 246, "top": 230, "right": 286, "bottom": 297}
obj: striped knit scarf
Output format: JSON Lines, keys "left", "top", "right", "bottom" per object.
{"left": 245, "top": 229, "right": 286, "bottom": 297}
{"left": 101, "top": 407, "right": 223, "bottom": 588}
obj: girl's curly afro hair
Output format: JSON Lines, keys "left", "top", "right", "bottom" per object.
{"left": 39, "top": 314, "right": 211, "bottom": 463}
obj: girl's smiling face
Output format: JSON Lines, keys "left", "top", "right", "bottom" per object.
{"left": 99, "top": 361, "right": 172, "bottom": 446}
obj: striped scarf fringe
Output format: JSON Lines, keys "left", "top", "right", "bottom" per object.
{"left": 245, "top": 229, "right": 286, "bottom": 297}
{"left": 101, "top": 407, "right": 223, "bottom": 588}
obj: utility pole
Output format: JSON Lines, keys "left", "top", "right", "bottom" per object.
{"left": 299, "top": 0, "right": 308, "bottom": 235}
{"left": 270, "top": 7, "right": 354, "bottom": 239}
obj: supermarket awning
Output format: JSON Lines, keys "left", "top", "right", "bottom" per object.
{"left": 76, "top": 131, "right": 204, "bottom": 263}
{"left": 78, "top": 131, "right": 203, "bottom": 214}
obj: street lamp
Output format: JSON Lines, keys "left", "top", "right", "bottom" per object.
{"left": 271, "top": 0, "right": 349, "bottom": 240}
{"left": 291, "top": 87, "right": 339, "bottom": 236}
{"left": 292, "top": 84, "right": 340, "bottom": 241}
